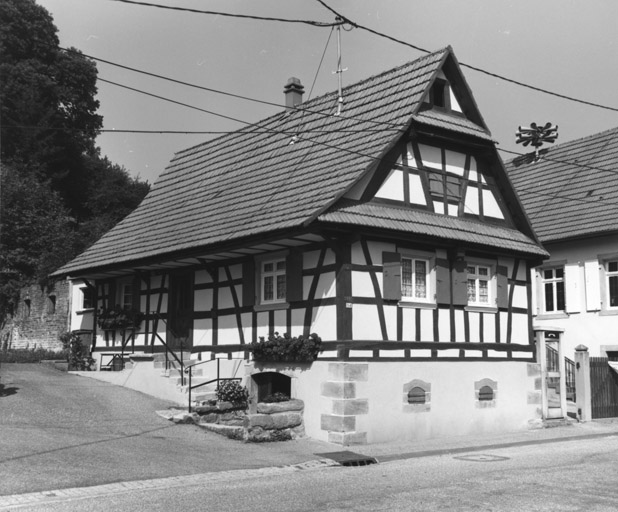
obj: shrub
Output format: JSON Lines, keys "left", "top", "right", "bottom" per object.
{"left": 216, "top": 380, "right": 249, "bottom": 405}
{"left": 250, "top": 332, "right": 322, "bottom": 363}
{"left": 262, "top": 392, "right": 290, "bottom": 403}
{"left": 97, "top": 305, "right": 144, "bottom": 331}
{"left": 59, "top": 332, "right": 95, "bottom": 371}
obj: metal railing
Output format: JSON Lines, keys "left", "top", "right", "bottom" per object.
{"left": 184, "top": 357, "right": 245, "bottom": 413}
{"left": 546, "top": 345, "right": 576, "bottom": 402}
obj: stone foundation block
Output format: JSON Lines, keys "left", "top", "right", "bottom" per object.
{"left": 321, "top": 381, "right": 356, "bottom": 399}
{"left": 332, "top": 399, "right": 368, "bottom": 416}
{"left": 257, "top": 399, "right": 304, "bottom": 414}
{"left": 327, "top": 431, "right": 367, "bottom": 446}
{"left": 321, "top": 414, "right": 355, "bottom": 432}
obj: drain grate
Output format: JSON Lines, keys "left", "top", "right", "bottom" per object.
{"left": 315, "top": 451, "right": 378, "bottom": 467}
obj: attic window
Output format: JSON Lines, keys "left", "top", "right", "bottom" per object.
{"left": 431, "top": 79, "right": 448, "bottom": 109}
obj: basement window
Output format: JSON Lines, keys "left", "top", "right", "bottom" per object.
{"left": 407, "top": 386, "right": 427, "bottom": 405}
{"left": 478, "top": 386, "right": 494, "bottom": 401}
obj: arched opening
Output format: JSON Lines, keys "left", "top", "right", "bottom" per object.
{"left": 479, "top": 385, "right": 494, "bottom": 401}
{"left": 407, "top": 386, "right": 427, "bottom": 404}
{"left": 252, "top": 372, "right": 291, "bottom": 402}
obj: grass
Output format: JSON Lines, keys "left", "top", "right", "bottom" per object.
{"left": 0, "top": 347, "right": 67, "bottom": 363}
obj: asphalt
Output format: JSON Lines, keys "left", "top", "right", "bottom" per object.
{"left": 2, "top": 362, "right": 618, "bottom": 508}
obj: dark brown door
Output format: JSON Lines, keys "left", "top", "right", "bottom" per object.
{"left": 168, "top": 272, "right": 193, "bottom": 349}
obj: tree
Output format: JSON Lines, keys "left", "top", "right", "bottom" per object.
{"left": 0, "top": 0, "right": 102, "bottom": 197}
{"left": 0, "top": 0, "right": 150, "bottom": 325}
{"left": 0, "top": 164, "right": 79, "bottom": 319}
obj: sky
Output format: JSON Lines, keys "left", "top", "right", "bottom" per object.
{"left": 37, "top": 0, "right": 618, "bottom": 185}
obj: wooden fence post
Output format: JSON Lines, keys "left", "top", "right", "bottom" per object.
{"left": 574, "top": 344, "right": 591, "bottom": 422}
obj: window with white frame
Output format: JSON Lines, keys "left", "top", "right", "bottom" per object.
{"left": 541, "top": 267, "right": 565, "bottom": 313}
{"left": 467, "top": 264, "right": 492, "bottom": 306}
{"left": 81, "top": 287, "right": 94, "bottom": 310}
{"left": 606, "top": 260, "right": 618, "bottom": 309}
{"left": 261, "top": 258, "right": 286, "bottom": 304}
{"left": 401, "top": 256, "right": 430, "bottom": 301}
{"left": 117, "top": 280, "right": 133, "bottom": 310}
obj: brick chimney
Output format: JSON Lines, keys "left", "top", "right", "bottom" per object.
{"left": 284, "top": 77, "right": 304, "bottom": 108}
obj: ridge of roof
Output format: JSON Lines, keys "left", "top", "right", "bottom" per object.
{"left": 506, "top": 125, "right": 618, "bottom": 243}
{"left": 52, "top": 47, "right": 500, "bottom": 278}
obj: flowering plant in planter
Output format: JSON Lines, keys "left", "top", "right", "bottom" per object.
{"left": 250, "top": 332, "right": 322, "bottom": 363}
{"left": 96, "top": 305, "right": 144, "bottom": 331}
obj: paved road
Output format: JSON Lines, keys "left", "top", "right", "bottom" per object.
{"left": 2, "top": 434, "right": 618, "bottom": 511}
{"left": 0, "top": 364, "right": 333, "bottom": 496}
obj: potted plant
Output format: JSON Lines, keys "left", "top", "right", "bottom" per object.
{"left": 96, "top": 305, "right": 144, "bottom": 331}
{"left": 250, "top": 332, "right": 322, "bottom": 363}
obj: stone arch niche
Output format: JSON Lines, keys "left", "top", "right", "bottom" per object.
{"left": 251, "top": 371, "right": 292, "bottom": 402}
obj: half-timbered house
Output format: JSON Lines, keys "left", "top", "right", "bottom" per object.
{"left": 54, "top": 47, "right": 549, "bottom": 444}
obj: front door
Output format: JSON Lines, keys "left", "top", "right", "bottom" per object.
{"left": 536, "top": 329, "right": 567, "bottom": 420}
{"left": 168, "top": 272, "right": 193, "bottom": 350}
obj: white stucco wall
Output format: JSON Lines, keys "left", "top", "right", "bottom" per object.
{"left": 532, "top": 235, "right": 618, "bottom": 357}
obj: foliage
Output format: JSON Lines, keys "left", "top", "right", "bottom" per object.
{"left": 215, "top": 380, "right": 249, "bottom": 405}
{"left": 96, "top": 305, "right": 144, "bottom": 331}
{"left": 250, "top": 332, "right": 322, "bottom": 363}
{"left": 0, "top": 1, "right": 150, "bottom": 326}
{"left": 0, "top": 165, "right": 79, "bottom": 318}
{"left": 0, "top": 347, "right": 66, "bottom": 364}
{"left": 261, "top": 392, "right": 291, "bottom": 403}
{"left": 59, "top": 331, "right": 94, "bottom": 371}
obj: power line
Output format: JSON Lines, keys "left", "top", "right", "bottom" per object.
{"left": 315, "top": 0, "right": 618, "bottom": 114}
{"left": 110, "top": 0, "right": 342, "bottom": 27}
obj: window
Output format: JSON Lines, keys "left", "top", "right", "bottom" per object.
{"left": 401, "top": 257, "right": 429, "bottom": 301}
{"left": 383, "top": 251, "right": 435, "bottom": 305}
{"left": 407, "top": 387, "right": 427, "bottom": 404}
{"left": 541, "top": 267, "right": 565, "bottom": 313}
{"left": 467, "top": 264, "right": 491, "bottom": 306}
{"left": 607, "top": 260, "right": 618, "bottom": 309}
{"left": 81, "top": 288, "right": 94, "bottom": 310}
{"left": 47, "top": 295, "right": 56, "bottom": 315}
{"left": 261, "top": 258, "right": 286, "bottom": 304}
{"left": 120, "top": 282, "right": 133, "bottom": 310}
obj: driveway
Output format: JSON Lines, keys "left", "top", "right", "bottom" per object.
{"left": 0, "top": 364, "right": 333, "bottom": 496}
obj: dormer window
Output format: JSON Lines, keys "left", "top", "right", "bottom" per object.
{"left": 431, "top": 79, "right": 449, "bottom": 109}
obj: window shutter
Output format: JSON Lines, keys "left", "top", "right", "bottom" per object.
{"left": 435, "top": 258, "right": 451, "bottom": 303}
{"left": 564, "top": 263, "right": 581, "bottom": 313}
{"left": 452, "top": 259, "right": 468, "bottom": 306}
{"left": 496, "top": 265, "right": 508, "bottom": 309}
{"left": 530, "top": 268, "right": 539, "bottom": 315}
{"left": 242, "top": 260, "right": 255, "bottom": 307}
{"left": 584, "top": 260, "right": 601, "bottom": 311}
{"left": 286, "top": 251, "right": 303, "bottom": 303}
{"left": 108, "top": 280, "right": 117, "bottom": 308}
{"left": 382, "top": 252, "right": 402, "bottom": 301}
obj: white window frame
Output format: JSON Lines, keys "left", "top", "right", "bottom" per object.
{"left": 117, "top": 279, "right": 134, "bottom": 310}
{"left": 259, "top": 257, "right": 287, "bottom": 305}
{"left": 81, "top": 287, "right": 94, "bottom": 310}
{"left": 540, "top": 266, "right": 565, "bottom": 314}
{"left": 466, "top": 261, "right": 495, "bottom": 307}
{"left": 399, "top": 251, "right": 435, "bottom": 305}
{"left": 603, "top": 259, "right": 618, "bottom": 311}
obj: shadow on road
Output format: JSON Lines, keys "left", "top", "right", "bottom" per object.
{"left": 0, "top": 383, "right": 19, "bottom": 397}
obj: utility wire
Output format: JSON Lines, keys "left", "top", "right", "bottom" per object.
{"left": 110, "top": 0, "right": 343, "bottom": 27}
{"left": 315, "top": 0, "right": 618, "bottom": 114}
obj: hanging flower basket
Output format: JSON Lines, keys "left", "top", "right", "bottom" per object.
{"left": 97, "top": 305, "right": 144, "bottom": 331}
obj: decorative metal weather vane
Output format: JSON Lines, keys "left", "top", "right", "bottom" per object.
{"left": 515, "top": 122, "right": 558, "bottom": 162}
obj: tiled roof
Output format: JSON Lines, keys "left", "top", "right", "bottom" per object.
{"left": 506, "top": 127, "right": 618, "bottom": 243}
{"left": 53, "top": 47, "right": 500, "bottom": 277}
{"left": 319, "top": 201, "right": 548, "bottom": 256}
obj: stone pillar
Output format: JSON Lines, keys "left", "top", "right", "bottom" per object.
{"left": 574, "top": 345, "right": 591, "bottom": 422}
{"left": 320, "top": 363, "right": 368, "bottom": 445}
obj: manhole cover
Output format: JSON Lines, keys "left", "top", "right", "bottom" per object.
{"left": 315, "top": 451, "right": 378, "bottom": 467}
{"left": 453, "top": 454, "right": 509, "bottom": 462}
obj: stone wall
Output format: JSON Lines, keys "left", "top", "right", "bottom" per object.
{"left": 0, "top": 281, "right": 70, "bottom": 352}
{"left": 193, "top": 399, "right": 305, "bottom": 442}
